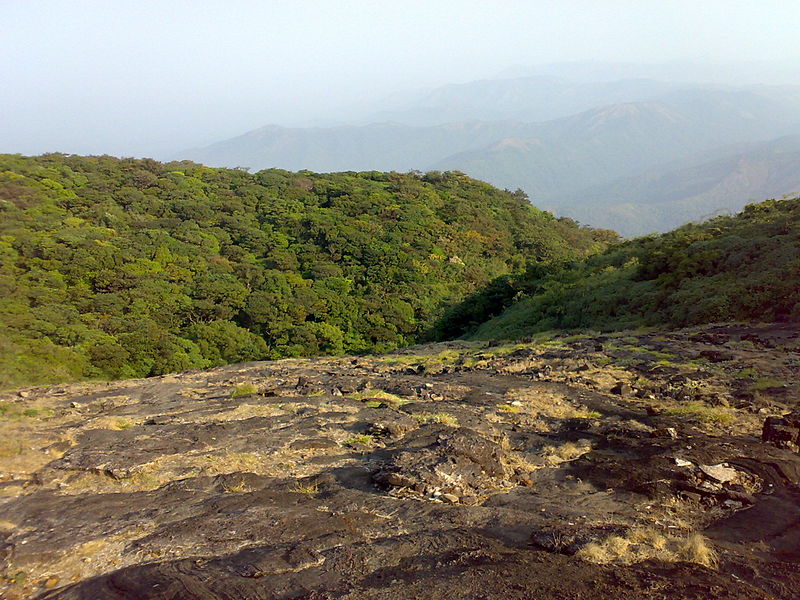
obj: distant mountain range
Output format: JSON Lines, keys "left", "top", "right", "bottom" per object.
{"left": 179, "top": 77, "right": 800, "bottom": 236}
{"left": 558, "top": 135, "right": 800, "bottom": 236}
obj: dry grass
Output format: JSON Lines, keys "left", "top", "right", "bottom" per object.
{"left": 350, "top": 389, "right": 408, "bottom": 405}
{"left": 203, "top": 451, "right": 262, "bottom": 473}
{"left": 83, "top": 416, "right": 143, "bottom": 431}
{"left": 209, "top": 402, "right": 284, "bottom": 422}
{"left": 0, "top": 402, "right": 55, "bottom": 420}
{"left": 678, "top": 533, "right": 719, "bottom": 568}
{"left": 292, "top": 481, "right": 320, "bottom": 495}
{"left": 538, "top": 441, "right": 591, "bottom": 466}
{"left": 503, "top": 388, "right": 601, "bottom": 420}
{"left": 577, "top": 528, "right": 718, "bottom": 568}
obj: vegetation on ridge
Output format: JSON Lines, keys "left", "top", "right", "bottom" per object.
{"left": 459, "top": 196, "right": 800, "bottom": 340}
{"left": 0, "top": 153, "right": 612, "bottom": 388}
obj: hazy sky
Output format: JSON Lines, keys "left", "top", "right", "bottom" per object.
{"left": 2, "top": 0, "right": 800, "bottom": 157}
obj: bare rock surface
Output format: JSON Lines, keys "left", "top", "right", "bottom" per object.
{"left": 1, "top": 323, "right": 799, "bottom": 599}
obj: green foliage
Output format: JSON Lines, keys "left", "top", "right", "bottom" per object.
{"left": 0, "top": 154, "right": 603, "bottom": 388}
{"left": 230, "top": 384, "right": 259, "bottom": 398}
{"left": 469, "top": 197, "right": 800, "bottom": 340}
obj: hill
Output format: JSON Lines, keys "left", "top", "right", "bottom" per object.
{"left": 559, "top": 135, "right": 800, "bottom": 236}
{"left": 462, "top": 196, "right": 800, "bottom": 341}
{"left": 434, "top": 89, "right": 800, "bottom": 206}
{"left": 366, "top": 75, "right": 678, "bottom": 125}
{"left": 178, "top": 120, "right": 539, "bottom": 173}
{"left": 181, "top": 84, "right": 800, "bottom": 233}
{"left": 0, "top": 154, "right": 610, "bottom": 389}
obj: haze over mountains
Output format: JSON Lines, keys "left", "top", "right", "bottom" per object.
{"left": 182, "top": 76, "right": 800, "bottom": 236}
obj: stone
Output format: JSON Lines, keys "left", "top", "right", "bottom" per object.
{"left": 369, "top": 415, "right": 419, "bottom": 438}
{"left": 610, "top": 382, "right": 631, "bottom": 396}
{"left": 762, "top": 413, "right": 800, "bottom": 451}
{"left": 709, "top": 396, "right": 730, "bottom": 408}
{"left": 652, "top": 427, "right": 678, "bottom": 439}
{"left": 699, "top": 349, "right": 737, "bottom": 362}
{"left": 699, "top": 464, "right": 738, "bottom": 484}
{"left": 441, "top": 493, "right": 460, "bottom": 504}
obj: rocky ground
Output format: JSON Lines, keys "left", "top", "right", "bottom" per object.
{"left": 1, "top": 323, "right": 799, "bottom": 599}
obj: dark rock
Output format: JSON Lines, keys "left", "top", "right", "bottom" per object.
{"left": 373, "top": 427, "right": 510, "bottom": 497}
{"left": 289, "top": 438, "right": 338, "bottom": 450}
{"left": 560, "top": 418, "right": 594, "bottom": 431}
{"left": 368, "top": 414, "right": 419, "bottom": 438}
{"left": 651, "top": 427, "right": 678, "bottom": 439}
{"left": 699, "top": 349, "right": 737, "bottom": 362}
{"left": 610, "top": 382, "right": 631, "bottom": 396}
{"left": 762, "top": 413, "right": 800, "bottom": 451}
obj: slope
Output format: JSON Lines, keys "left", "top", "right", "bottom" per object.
{"left": 464, "top": 196, "right": 800, "bottom": 340}
{"left": 0, "top": 154, "right": 609, "bottom": 388}
{"left": 180, "top": 120, "right": 540, "bottom": 173}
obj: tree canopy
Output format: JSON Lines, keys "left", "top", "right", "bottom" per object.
{"left": 465, "top": 196, "right": 800, "bottom": 340}
{"left": 0, "top": 154, "right": 610, "bottom": 388}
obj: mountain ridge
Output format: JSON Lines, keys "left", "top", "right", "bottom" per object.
{"left": 179, "top": 82, "right": 800, "bottom": 234}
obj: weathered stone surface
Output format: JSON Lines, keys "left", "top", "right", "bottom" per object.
{"left": 699, "top": 463, "right": 739, "bottom": 483}
{"left": 610, "top": 382, "right": 631, "bottom": 396}
{"left": 0, "top": 323, "right": 798, "bottom": 600}
{"left": 762, "top": 414, "right": 800, "bottom": 451}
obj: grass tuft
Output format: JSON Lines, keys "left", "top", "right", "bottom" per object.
{"left": 292, "top": 481, "right": 320, "bottom": 495}
{"left": 412, "top": 412, "right": 459, "bottom": 426}
{"left": 230, "top": 384, "right": 258, "bottom": 398}
{"left": 343, "top": 434, "right": 374, "bottom": 446}
{"left": 663, "top": 402, "right": 736, "bottom": 425}
{"left": 577, "top": 529, "right": 718, "bottom": 568}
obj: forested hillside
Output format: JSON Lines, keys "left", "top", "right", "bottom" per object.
{"left": 460, "top": 196, "right": 800, "bottom": 340}
{"left": 0, "top": 154, "right": 611, "bottom": 388}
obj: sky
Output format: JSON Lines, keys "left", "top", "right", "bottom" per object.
{"left": 2, "top": 0, "right": 800, "bottom": 158}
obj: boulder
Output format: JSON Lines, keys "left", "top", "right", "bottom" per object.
{"left": 699, "top": 463, "right": 738, "bottom": 484}
{"left": 610, "top": 382, "right": 631, "bottom": 396}
{"left": 762, "top": 412, "right": 800, "bottom": 452}
{"left": 373, "top": 427, "right": 513, "bottom": 497}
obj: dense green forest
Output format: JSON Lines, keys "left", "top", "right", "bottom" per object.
{"left": 456, "top": 196, "right": 800, "bottom": 340}
{"left": 0, "top": 154, "right": 612, "bottom": 388}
